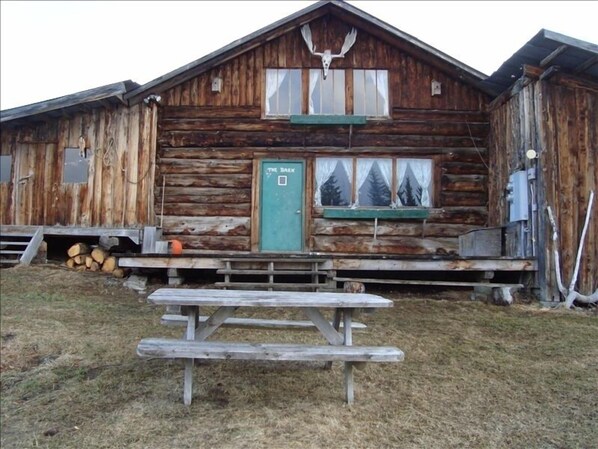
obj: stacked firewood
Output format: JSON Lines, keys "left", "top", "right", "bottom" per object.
{"left": 65, "top": 242, "right": 127, "bottom": 278}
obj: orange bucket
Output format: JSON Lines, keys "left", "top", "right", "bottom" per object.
{"left": 170, "top": 239, "right": 183, "bottom": 255}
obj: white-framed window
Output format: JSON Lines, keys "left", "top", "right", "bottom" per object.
{"left": 265, "top": 69, "right": 302, "bottom": 116}
{"left": 353, "top": 69, "right": 389, "bottom": 117}
{"left": 315, "top": 157, "right": 433, "bottom": 208}
{"left": 0, "top": 155, "right": 12, "bottom": 183}
{"left": 309, "top": 69, "right": 345, "bottom": 115}
{"left": 314, "top": 158, "right": 353, "bottom": 207}
{"left": 63, "top": 148, "right": 90, "bottom": 184}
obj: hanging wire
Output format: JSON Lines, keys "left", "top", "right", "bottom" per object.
{"left": 467, "top": 121, "right": 489, "bottom": 169}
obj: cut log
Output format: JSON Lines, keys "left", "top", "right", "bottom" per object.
{"left": 66, "top": 258, "right": 76, "bottom": 269}
{"left": 67, "top": 243, "right": 91, "bottom": 258}
{"left": 91, "top": 247, "right": 108, "bottom": 264}
{"left": 73, "top": 255, "right": 87, "bottom": 265}
{"left": 101, "top": 256, "right": 118, "bottom": 273}
{"left": 89, "top": 261, "right": 101, "bottom": 272}
{"left": 75, "top": 264, "right": 87, "bottom": 272}
{"left": 85, "top": 255, "right": 94, "bottom": 268}
{"left": 112, "top": 268, "right": 129, "bottom": 278}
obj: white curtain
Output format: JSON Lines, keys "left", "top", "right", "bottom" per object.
{"left": 377, "top": 159, "right": 393, "bottom": 206}
{"left": 410, "top": 159, "right": 432, "bottom": 206}
{"left": 395, "top": 161, "right": 409, "bottom": 206}
{"left": 376, "top": 70, "right": 389, "bottom": 116}
{"left": 265, "top": 69, "right": 287, "bottom": 115}
{"left": 308, "top": 69, "right": 320, "bottom": 114}
{"left": 353, "top": 158, "right": 375, "bottom": 208}
{"left": 314, "top": 158, "right": 339, "bottom": 206}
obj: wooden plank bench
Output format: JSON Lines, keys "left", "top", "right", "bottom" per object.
{"left": 137, "top": 338, "right": 403, "bottom": 362}
{"left": 137, "top": 338, "right": 403, "bottom": 402}
{"left": 160, "top": 314, "right": 367, "bottom": 330}
{"left": 141, "top": 288, "right": 402, "bottom": 405}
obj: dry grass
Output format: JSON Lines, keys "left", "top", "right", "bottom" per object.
{"left": 1, "top": 264, "right": 597, "bottom": 449}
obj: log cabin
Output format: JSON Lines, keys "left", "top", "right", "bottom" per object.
{"left": 1, "top": 1, "right": 595, "bottom": 302}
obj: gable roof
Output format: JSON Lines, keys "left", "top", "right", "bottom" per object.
{"left": 481, "top": 29, "right": 598, "bottom": 95}
{"left": 0, "top": 80, "right": 139, "bottom": 124}
{"left": 124, "top": 0, "right": 492, "bottom": 104}
{"left": 1, "top": 0, "right": 498, "bottom": 122}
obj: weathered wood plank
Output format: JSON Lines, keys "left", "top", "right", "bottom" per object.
{"left": 195, "top": 306, "right": 237, "bottom": 341}
{"left": 161, "top": 234, "right": 250, "bottom": 251}
{"left": 137, "top": 339, "right": 404, "bottom": 362}
{"left": 148, "top": 288, "right": 394, "bottom": 308}
{"left": 160, "top": 203, "right": 250, "bottom": 217}
{"left": 312, "top": 218, "right": 480, "bottom": 238}
{"left": 160, "top": 187, "right": 251, "bottom": 204}
{"left": 304, "top": 307, "right": 344, "bottom": 345}
{"left": 159, "top": 130, "right": 485, "bottom": 149}
{"left": 162, "top": 173, "right": 251, "bottom": 189}
{"left": 159, "top": 158, "right": 252, "bottom": 175}
{"left": 160, "top": 314, "right": 368, "bottom": 330}
{"left": 333, "top": 276, "right": 524, "bottom": 288}
{"left": 161, "top": 216, "right": 250, "bottom": 236}
{"left": 312, "top": 235, "right": 459, "bottom": 256}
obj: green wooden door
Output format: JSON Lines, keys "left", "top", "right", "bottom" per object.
{"left": 260, "top": 161, "right": 304, "bottom": 252}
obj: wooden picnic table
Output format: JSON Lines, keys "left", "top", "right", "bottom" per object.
{"left": 137, "top": 288, "right": 403, "bottom": 405}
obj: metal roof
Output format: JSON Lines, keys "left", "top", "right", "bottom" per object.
{"left": 481, "top": 29, "right": 598, "bottom": 96}
{"left": 124, "top": 0, "right": 490, "bottom": 104}
{"left": 0, "top": 80, "right": 139, "bottom": 124}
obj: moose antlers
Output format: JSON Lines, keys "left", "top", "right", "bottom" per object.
{"left": 301, "top": 24, "right": 357, "bottom": 79}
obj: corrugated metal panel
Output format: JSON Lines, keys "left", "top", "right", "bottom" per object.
{"left": 481, "top": 29, "right": 598, "bottom": 95}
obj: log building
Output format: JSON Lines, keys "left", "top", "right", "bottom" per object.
{"left": 1, "top": 1, "right": 595, "bottom": 301}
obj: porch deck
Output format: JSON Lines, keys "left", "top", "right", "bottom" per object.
{"left": 117, "top": 251, "right": 536, "bottom": 294}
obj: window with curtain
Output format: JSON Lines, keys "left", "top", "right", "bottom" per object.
{"left": 315, "top": 158, "right": 353, "bottom": 206}
{"left": 356, "top": 159, "right": 392, "bottom": 207}
{"left": 265, "top": 69, "right": 302, "bottom": 116}
{"left": 0, "top": 155, "right": 12, "bottom": 183}
{"left": 396, "top": 159, "right": 433, "bottom": 207}
{"left": 353, "top": 69, "right": 389, "bottom": 117}
{"left": 63, "top": 148, "right": 90, "bottom": 184}
{"left": 309, "top": 69, "right": 345, "bottom": 115}
{"left": 315, "top": 157, "right": 433, "bottom": 208}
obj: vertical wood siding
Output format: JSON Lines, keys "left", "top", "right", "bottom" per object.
{"left": 0, "top": 103, "right": 157, "bottom": 227}
{"left": 489, "top": 77, "right": 597, "bottom": 298}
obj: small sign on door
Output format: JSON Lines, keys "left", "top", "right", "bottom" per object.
{"left": 278, "top": 175, "right": 287, "bottom": 186}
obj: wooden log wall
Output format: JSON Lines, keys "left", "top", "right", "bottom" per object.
{"left": 156, "top": 15, "right": 491, "bottom": 255}
{"left": 0, "top": 103, "right": 157, "bottom": 227}
{"left": 488, "top": 73, "right": 597, "bottom": 299}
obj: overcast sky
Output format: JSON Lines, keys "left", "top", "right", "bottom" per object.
{"left": 1, "top": 1, "right": 597, "bottom": 110}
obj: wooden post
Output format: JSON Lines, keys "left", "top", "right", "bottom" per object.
{"left": 343, "top": 308, "right": 354, "bottom": 404}
{"left": 183, "top": 307, "right": 197, "bottom": 406}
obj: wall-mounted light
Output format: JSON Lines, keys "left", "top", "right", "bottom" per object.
{"left": 211, "top": 77, "right": 223, "bottom": 93}
{"left": 526, "top": 149, "right": 538, "bottom": 159}
{"left": 143, "top": 94, "right": 162, "bottom": 107}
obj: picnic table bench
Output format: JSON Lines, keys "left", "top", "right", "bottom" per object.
{"left": 137, "top": 288, "right": 404, "bottom": 405}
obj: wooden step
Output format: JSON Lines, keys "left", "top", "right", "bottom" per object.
{"left": 221, "top": 258, "right": 329, "bottom": 263}
{"left": 214, "top": 282, "right": 331, "bottom": 291}
{"left": 0, "top": 226, "right": 43, "bottom": 266}
{"left": 217, "top": 269, "right": 328, "bottom": 276}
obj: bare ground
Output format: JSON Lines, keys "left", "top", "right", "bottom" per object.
{"left": 1, "top": 263, "right": 597, "bottom": 449}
